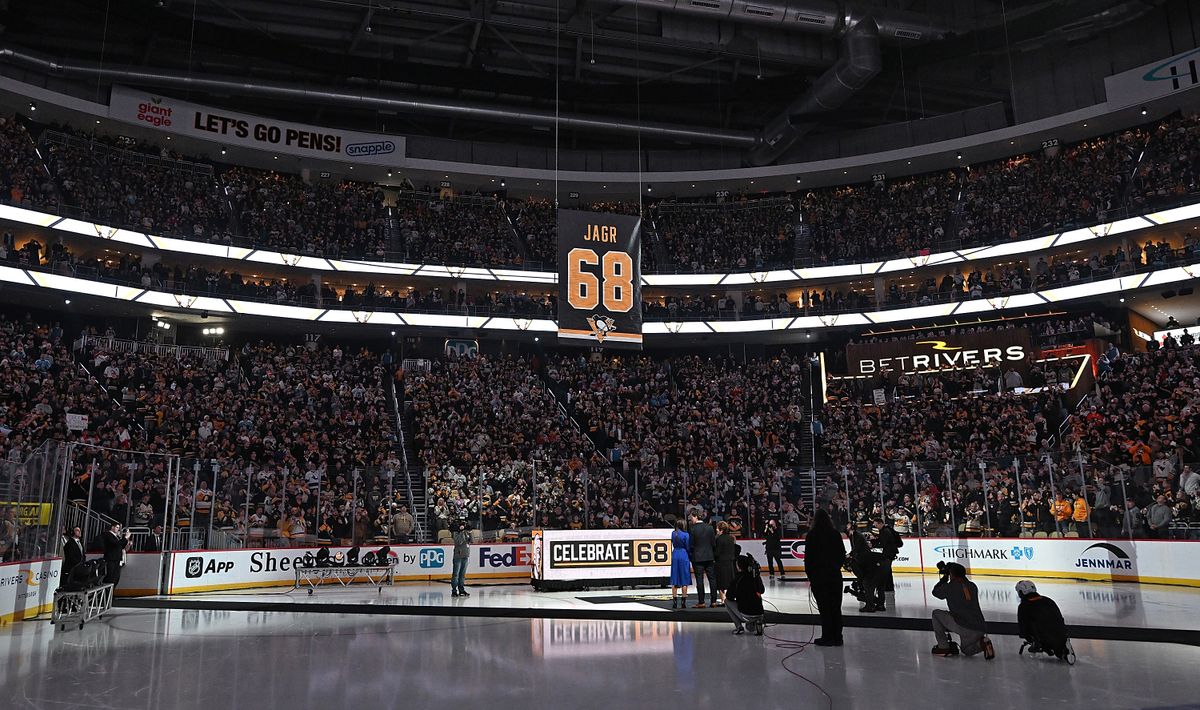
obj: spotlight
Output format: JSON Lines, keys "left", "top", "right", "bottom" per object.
{"left": 534, "top": 337, "right": 540, "bottom": 342}
{"left": 1140, "top": 106, "right": 1148, "bottom": 115}
{"left": 646, "top": 185, "right": 652, "bottom": 193}
{"left": 95, "top": 119, "right": 100, "bottom": 125}
{"left": 956, "top": 152, "right": 963, "bottom": 160}
{"left": 216, "top": 327, "right": 225, "bottom": 335}
{"left": 500, "top": 180, "right": 506, "bottom": 187}
{"left": 64, "top": 299, "right": 70, "bottom": 305}
{"left": 1119, "top": 298, "right": 1125, "bottom": 303}
{"left": 221, "top": 149, "right": 227, "bottom": 155}
{"left": 390, "top": 330, "right": 396, "bottom": 336}
{"left": 346, "top": 546, "right": 361, "bottom": 565}
{"left": 28, "top": 102, "right": 36, "bottom": 112}
{"left": 202, "top": 328, "right": 210, "bottom": 335}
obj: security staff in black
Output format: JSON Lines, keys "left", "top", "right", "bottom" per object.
{"left": 688, "top": 511, "right": 717, "bottom": 608}
{"left": 805, "top": 508, "right": 847, "bottom": 647}
{"left": 101, "top": 523, "right": 129, "bottom": 586}
{"left": 873, "top": 518, "right": 902, "bottom": 599}
{"left": 764, "top": 519, "right": 786, "bottom": 580}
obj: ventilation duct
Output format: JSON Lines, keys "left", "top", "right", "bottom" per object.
{"left": 745, "top": 17, "right": 880, "bottom": 166}
{"left": 617, "top": 0, "right": 949, "bottom": 43}
{"left": 0, "top": 48, "right": 758, "bottom": 148}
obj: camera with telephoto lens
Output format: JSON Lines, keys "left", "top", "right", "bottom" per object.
{"left": 738, "top": 553, "right": 761, "bottom": 575}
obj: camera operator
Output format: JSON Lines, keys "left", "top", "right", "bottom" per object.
{"left": 725, "top": 553, "right": 765, "bottom": 636}
{"left": 848, "top": 523, "right": 882, "bottom": 612}
{"left": 763, "top": 519, "right": 785, "bottom": 580}
{"left": 450, "top": 521, "right": 471, "bottom": 597}
{"left": 931, "top": 562, "right": 994, "bottom": 659}
{"left": 101, "top": 522, "right": 129, "bottom": 587}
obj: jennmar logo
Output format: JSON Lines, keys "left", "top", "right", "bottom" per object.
{"left": 345, "top": 140, "right": 396, "bottom": 157}
{"left": 1075, "top": 543, "right": 1133, "bottom": 570}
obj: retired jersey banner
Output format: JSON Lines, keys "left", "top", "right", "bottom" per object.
{"left": 557, "top": 209, "right": 642, "bottom": 348}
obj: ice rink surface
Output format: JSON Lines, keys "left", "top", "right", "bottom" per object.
{"left": 142, "top": 574, "right": 1200, "bottom": 631}
{"left": 3, "top": 576, "right": 1198, "bottom": 710}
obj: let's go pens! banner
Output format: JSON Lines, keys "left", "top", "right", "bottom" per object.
{"left": 108, "top": 86, "right": 404, "bottom": 165}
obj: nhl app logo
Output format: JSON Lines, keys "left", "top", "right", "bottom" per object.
{"left": 186, "top": 556, "right": 204, "bottom": 578}
{"left": 587, "top": 314, "right": 617, "bottom": 342}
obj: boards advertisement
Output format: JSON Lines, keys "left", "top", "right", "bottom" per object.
{"left": 157, "top": 542, "right": 533, "bottom": 594}
{"left": 0, "top": 557, "right": 61, "bottom": 625}
{"left": 556, "top": 209, "right": 642, "bottom": 349}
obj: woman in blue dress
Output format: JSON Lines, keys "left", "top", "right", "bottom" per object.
{"left": 670, "top": 519, "right": 692, "bottom": 609}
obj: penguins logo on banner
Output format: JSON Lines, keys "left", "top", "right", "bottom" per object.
{"left": 557, "top": 209, "right": 643, "bottom": 349}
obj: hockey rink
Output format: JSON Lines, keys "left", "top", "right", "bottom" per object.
{"left": 1, "top": 576, "right": 1197, "bottom": 710}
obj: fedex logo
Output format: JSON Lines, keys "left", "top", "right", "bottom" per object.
{"left": 478, "top": 546, "right": 530, "bottom": 568}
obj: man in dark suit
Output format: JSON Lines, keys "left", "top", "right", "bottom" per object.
{"left": 688, "top": 510, "right": 717, "bottom": 608}
{"left": 62, "top": 526, "right": 85, "bottom": 576}
{"left": 143, "top": 525, "right": 164, "bottom": 552}
{"left": 101, "top": 523, "right": 129, "bottom": 586}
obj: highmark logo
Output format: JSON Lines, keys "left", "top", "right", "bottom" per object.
{"left": 1075, "top": 542, "right": 1133, "bottom": 571}
{"left": 1010, "top": 546, "right": 1034, "bottom": 561}
{"left": 932, "top": 545, "right": 1011, "bottom": 561}
{"left": 1143, "top": 48, "right": 1200, "bottom": 93}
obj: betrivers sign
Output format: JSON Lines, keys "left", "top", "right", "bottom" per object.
{"left": 846, "top": 328, "right": 1033, "bottom": 375}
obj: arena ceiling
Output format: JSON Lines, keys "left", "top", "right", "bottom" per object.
{"left": 0, "top": 0, "right": 1170, "bottom": 156}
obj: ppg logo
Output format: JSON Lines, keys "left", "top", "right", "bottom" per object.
{"left": 418, "top": 548, "right": 446, "bottom": 568}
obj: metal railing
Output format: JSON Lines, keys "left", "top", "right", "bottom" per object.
{"left": 73, "top": 334, "right": 230, "bottom": 361}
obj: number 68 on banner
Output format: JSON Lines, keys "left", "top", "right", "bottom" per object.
{"left": 566, "top": 248, "right": 634, "bottom": 313}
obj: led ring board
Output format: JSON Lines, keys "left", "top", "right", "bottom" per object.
{"left": 531, "top": 528, "right": 672, "bottom": 590}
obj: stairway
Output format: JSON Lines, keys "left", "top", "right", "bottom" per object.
{"left": 394, "top": 383, "right": 430, "bottom": 542}
{"left": 499, "top": 201, "right": 533, "bottom": 265}
{"left": 792, "top": 208, "right": 811, "bottom": 265}
{"left": 382, "top": 204, "right": 402, "bottom": 262}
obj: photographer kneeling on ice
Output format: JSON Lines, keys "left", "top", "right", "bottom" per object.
{"left": 931, "top": 562, "right": 995, "bottom": 659}
{"left": 726, "top": 554, "right": 765, "bottom": 636}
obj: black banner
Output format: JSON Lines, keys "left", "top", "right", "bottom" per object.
{"left": 557, "top": 209, "right": 642, "bottom": 349}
